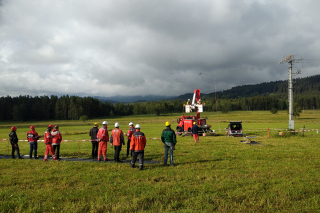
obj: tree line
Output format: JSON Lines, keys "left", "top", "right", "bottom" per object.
{"left": 1, "top": 93, "right": 319, "bottom": 121}
{"left": 0, "top": 95, "right": 187, "bottom": 121}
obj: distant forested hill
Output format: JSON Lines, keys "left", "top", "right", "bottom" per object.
{"left": 1, "top": 75, "right": 319, "bottom": 121}
{"left": 204, "top": 74, "right": 320, "bottom": 99}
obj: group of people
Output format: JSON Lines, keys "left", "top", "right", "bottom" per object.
{"left": 89, "top": 121, "right": 177, "bottom": 169}
{"left": 9, "top": 125, "right": 62, "bottom": 160}
{"left": 8, "top": 120, "right": 179, "bottom": 169}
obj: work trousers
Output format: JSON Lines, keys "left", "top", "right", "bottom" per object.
{"left": 29, "top": 142, "right": 38, "bottom": 158}
{"left": 114, "top": 145, "right": 121, "bottom": 162}
{"left": 98, "top": 142, "right": 107, "bottom": 159}
{"left": 91, "top": 142, "right": 98, "bottom": 158}
{"left": 53, "top": 144, "right": 60, "bottom": 159}
{"left": 11, "top": 144, "right": 21, "bottom": 158}
{"left": 44, "top": 144, "right": 56, "bottom": 160}
{"left": 127, "top": 139, "right": 132, "bottom": 157}
{"left": 193, "top": 134, "right": 199, "bottom": 142}
{"left": 130, "top": 151, "right": 144, "bottom": 170}
{"left": 164, "top": 143, "right": 174, "bottom": 166}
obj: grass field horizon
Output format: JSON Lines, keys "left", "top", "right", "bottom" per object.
{"left": 1, "top": 110, "right": 320, "bottom": 212}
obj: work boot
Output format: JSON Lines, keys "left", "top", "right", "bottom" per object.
{"left": 98, "top": 158, "right": 101, "bottom": 161}
{"left": 104, "top": 158, "right": 108, "bottom": 161}
{"left": 35, "top": 157, "right": 39, "bottom": 159}
{"left": 139, "top": 165, "right": 143, "bottom": 170}
{"left": 43, "top": 159, "right": 47, "bottom": 162}
{"left": 18, "top": 156, "right": 23, "bottom": 159}
{"left": 12, "top": 156, "right": 15, "bottom": 159}
{"left": 130, "top": 163, "right": 135, "bottom": 168}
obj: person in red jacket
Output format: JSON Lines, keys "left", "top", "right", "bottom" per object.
{"left": 27, "top": 125, "right": 41, "bottom": 159}
{"left": 110, "top": 122, "right": 125, "bottom": 162}
{"left": 43, "top": 124, "right": 57, "bottom": 161}
{"left": 125, "top": 122, "right": 135, "bottom": 158}
{"left": 52, "top": 125, "right": 62, "bottom": 160}
{"left": 130, "top": 124, "right": 147, "bottom": 170}
{"left": 97, "top": 121, "right": 109, "bottom": 161}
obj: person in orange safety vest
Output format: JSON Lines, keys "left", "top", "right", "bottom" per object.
{"left": 125, "top": 122, "right": 135, "bottom": 158}
{"left": 52, "top": 125, "right": 62, "bottom": 160}
{"left": 110, "top": 122, "right": 125, "bottom": 162}
{"left": 130, "top": 124, "right": 147, "bottom": 170}
{"left": 97, "top": 121, "right": 109, "bottom": 161}
{"left": 27, "top": 125, "right": 41, "bottom": 159}
{"left": 43, "top": 124, "right": 57, "bottom": 161}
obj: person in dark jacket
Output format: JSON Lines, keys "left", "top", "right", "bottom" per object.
{"left": 89, "top": 123, "right": 99, "bottom": 158}
{"left": 192, "top": 122, "right": 199, "bottom": 143}
{"left": 161, "top": 121, "right": 177, "bottom": 166}
{"left": 9, "top": 126, "right": 23, "bottom": 159}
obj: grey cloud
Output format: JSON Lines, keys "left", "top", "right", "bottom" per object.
{"left": 0, "top": 0, "right": 320, "bottom": 97}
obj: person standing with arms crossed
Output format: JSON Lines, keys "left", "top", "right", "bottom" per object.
{"left": 97, "top": 121, "right": 109, "bottom": 161}
{"left": 9, "top": 126, "right": 23, "bottom": 159}
{"left": 43, "top": 124, "right": 57, "bottom": 161}
{"left": 130, "top": 124, "right": 147, "bottom": 170}
{"left": 110, "top": 122, "right": 125, "bottom": 162}
{"left": 52, "top": 126, "right": 62, "bottom": 160}
{"left": 89, "top": 123, "right": 99, "bottom": 158}
{"left": 161, "top": 121, "right": 177, "bottom": 166}
{"left": 125, "top": 122, "right": 135, "bottom": 158}
{"left": 27, "top": 125, "right": 41, "bottom": 159}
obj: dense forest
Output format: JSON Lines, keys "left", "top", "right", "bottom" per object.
{"left": 1, "top": 75, "right": 320, "bottom": 121}
{"left": 0, "top": 95, "right": 186, "bottom": 121}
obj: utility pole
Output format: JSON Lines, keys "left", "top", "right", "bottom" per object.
{"left": 279, "top": 54, "right": 303, "bottom": 130}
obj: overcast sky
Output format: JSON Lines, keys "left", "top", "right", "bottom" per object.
{"left": 0, "top": 0, "right": 319, "bottom": 97}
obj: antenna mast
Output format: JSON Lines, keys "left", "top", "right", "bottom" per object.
{"left": 279, "top": 54, "right": 303, "bottom": 129}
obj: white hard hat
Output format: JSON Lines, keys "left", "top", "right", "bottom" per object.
{"left": 129, "top": 122, "right": 133, "bottom": 126}
{"left": 102, "top": 121, "right": 108, "bottom": 125}
{"left": 135, "top": 124, "right": 140, "bottom": 129}
{"left": 115, "top": 122, "right": 119, "bottom": 128}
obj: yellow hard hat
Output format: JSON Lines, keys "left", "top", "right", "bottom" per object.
{"left": 165, "top": 121, "right": 171, "bottom": 126}
{"left": 94, "top": 123, "right": 99, "bottom": 127}
{"left": 193, "top": 122, "right": 196, "bottom": 124}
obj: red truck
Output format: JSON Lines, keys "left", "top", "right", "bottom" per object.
{"left": 176, "top": 89, "right": 214, "bottom": 135}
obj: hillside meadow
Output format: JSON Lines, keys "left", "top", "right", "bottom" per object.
{"left": 0, "top": 110, "right": 320, "bottom": 212}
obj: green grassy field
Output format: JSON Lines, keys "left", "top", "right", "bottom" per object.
{"left": 0, "top": 110, "right": 320, "bottom": 212}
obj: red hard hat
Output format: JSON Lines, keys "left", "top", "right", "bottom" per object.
{"left": 11, "top": 126, "right": 17, "bottom": 131}
{"left": 30, "top": 125, "right": 35, "bottom": 130}
{"left": 48, "top": 124, "right": 54, "bottom": 129}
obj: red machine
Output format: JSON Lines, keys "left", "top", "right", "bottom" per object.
{"left": 176, "top": 89, "right": 213, "bottom": 135}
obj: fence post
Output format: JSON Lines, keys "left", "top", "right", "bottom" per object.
{"left": 79, "top": 140, "right": 80, "bottom": 158}
{"left": 267, "top": 128, "right": 270, "bottom": 138}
